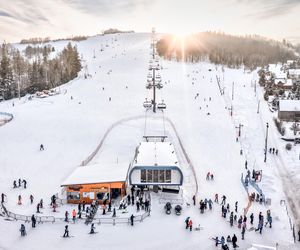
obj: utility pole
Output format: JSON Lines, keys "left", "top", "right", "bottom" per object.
{"left": 264, "top": 123, "right": 269, "bottom": 163}
{"left": 232, "top": 82, "right": 234, "bottom": 100}
{"left": 152, "top": 68, "right": 156, "bottom": 113}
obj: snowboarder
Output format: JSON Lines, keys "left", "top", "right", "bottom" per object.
{"left": 30, "top": 194, "right": 34, "bottom": 204}
{"left": 63, "top": 225, "right": 69, "bottom": 237}
{"left": 188, "top": 219, "right": 193, "bottom": 231}
{"left": 130, "top": 214, "right": 134, "bottom": 226}
{"left": 90, "top": 223, "right": 96, "bottom": 234}
{"left": 31, "top": 214, "right": 36, "bottom": 228}
{"left": 22, "top": 179, "right": 27, "bottom": 189}
{"left": 20, "top": 224, "right": 26, "bottom": 236}
{"left": 40, "top": 144, "right": 44, "bottom": 151}
{"left": 192, "top": 195, "right": 196, "bottom": 206}
{"left": 232, "top": 234, "right": 238, "bottom": 248}
{"left": 1, "top": 193, "right": 6, "bottom": 203}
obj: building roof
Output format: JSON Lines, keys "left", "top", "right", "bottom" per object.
{"left": 279, "top": 100, "right": 300, "bottom": 112}
{"left": 134, "top": 141, "right": 179, "bottom": 167}
{"left": 61, "top": 163, "right": 129, "bottom": 186}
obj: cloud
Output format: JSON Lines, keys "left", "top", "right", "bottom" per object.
{"left": 235, "top": 0, "right": 300, "bottom": 18}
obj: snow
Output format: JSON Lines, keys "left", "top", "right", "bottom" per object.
{"left": 61, "top": 163, "right": 128, "bottom": 186}
{"left": 0, "top": 33, "right": 299, "bottom": 250}
{"left": 279, "top": 100, "right": 300, "bottom": 111}
{"left": 135, "top": 142, "right": 179, "bottom": 166}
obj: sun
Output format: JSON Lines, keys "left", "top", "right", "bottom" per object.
{"left": 172, "top": 30, "right": 189, "bottom": 41}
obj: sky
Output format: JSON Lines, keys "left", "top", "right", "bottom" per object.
{"left": 0, "top": 0, "right": 300, "bottom": 43}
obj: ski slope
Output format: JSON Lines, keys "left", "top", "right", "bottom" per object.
{"left": 0, "top": 33, "right": 298, "bottom": 250}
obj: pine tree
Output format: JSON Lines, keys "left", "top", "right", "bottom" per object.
{"left": 0, "top": 44, "right": 15, "bottom": 99}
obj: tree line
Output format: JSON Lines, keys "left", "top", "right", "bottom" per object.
{"left": 0, "top": 42, "right": 81, "bottom": 100}
{"left": 156, "top": 32, "right": 298, "bottom": 69}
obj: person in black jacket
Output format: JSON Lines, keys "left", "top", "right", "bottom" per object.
{"left": 232, "top": 234, "right": 238, "bottom": 248}
{"left": 63, "top": 225, "right": 69, "bottom": 237}
{"left": 31, "top": 215, "right": 36, "bottom": 228}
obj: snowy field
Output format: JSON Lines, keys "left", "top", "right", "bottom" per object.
{"left": 0, "top": 33, "right": 299, "bottom": 250}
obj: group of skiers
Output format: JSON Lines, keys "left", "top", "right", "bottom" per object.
{"left": 205, "top": 172, "right": 214, "bottom": 181}
{"left": 269, "top": 147, "right": 278, "bottom": 155}
{"left": 214, "top": 234, "right": 238, "bottom": 249}
{"left": 13, "top": 178, "right": 27, "bottom": 189}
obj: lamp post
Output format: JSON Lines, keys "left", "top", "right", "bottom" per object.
{"left": 264, "top": 123, "right": 269, "bottom": 163}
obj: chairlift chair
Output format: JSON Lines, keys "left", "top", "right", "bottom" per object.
{"left": 157, "top": 102, "right": 167, "bottom": 110}
{"left": 143, "top": 100, "right": 152, "bottom": 108}
{"left": 146, "top": 83, "right": 152, "bottom": 89}
{"left": 156, "top": 83, "right": 163, "bottom": 89}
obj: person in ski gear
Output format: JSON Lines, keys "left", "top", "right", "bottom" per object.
{"left": 221, "top": 195, "right": 226, "bottom": 205}
{"left": 13, "top": 180, "right": 17, "bottom": 188}
{"left": 36, "top": 203, "right": 40, "bottom": 213}
{"left": 250, "top": 213, "right": 254, "bottom": 225}
{"left": 65, "top": 211, "right": 69, "bottom": 222}
{"left": 185, "top": 217, "right": 190, "bottom": 229}
{"left": 255, "top": 216, "right": 264, "bottom": 234}
{"left": 22, "top": 179, "right": 27, "bottom": 189}
{"left": 208, "top": 199, "right": 213, "bottom": 210}
{"left": 31, "top": 214, "right": 36, "bottom": 228}
{"left": 188, "top": 219, "right": 193, "bottom": 231}
{"left": 20, "top": 224, "right": 26, "bottom": 236}
{"left": 230, "top": 212, "right": 234, "bottom": 227}
{"left": 18, "top": 179, "right": 21, "bottom": 187}
{"left": 1, "top": 193, "right": 6, "bottom": 203}
{"left": 18, "top": 195, "right": 22, "bottom": 205}
{"left": 220, "top": 236, "right": 225, "bottom": 246}
{"left": 102, "top": 204, "right": 106, "bottom": 215}
{"left": 90, "top": 223, "right": 96, "bottom": 234}
{"left": 30, "top": 194, "right": 34, "bottom": 204}
{"left": 40, "top": 199, "right": 43, "bottom": 208}
{"left": 192, "top": 195, "right": 196, "bottom": 206}
{"left": 63, "top": 225, "right": 69, "bottom": 237}
{"left": 72, "top": 209, "right": 76, "bottom": 223}
{"left": 232, "top": 234, "right": 238, "bottom": 248}
{"left": 215, "top": 193, "right": 219, "bottom": 203}
{"left": 53, "top": 202, "right": 57, "bottom": 212}
{"left": 235, "top": 201, "right": 238, "bottom": 212}
{"left": 40, "top": 144, "right": 44, "bottom": 151}
{"left": 112, "top": 207, "right": 116, "bottom": 217}
{"left": 241, "top": 224, "right": 246, "bottom": 240}
{"left": 238, "top": 216, "right": 243, "bottom": 229}
{"left": 226, "top": 235, "right": 231, "bottom": 242}
{"left": 130, "top": 214, "right": 134, "bottom": 226}
{"left": 215, "top": 236, "right": 219, "bottom": 246}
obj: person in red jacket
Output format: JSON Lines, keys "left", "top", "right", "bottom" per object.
{"left": 188, "top": 219, "right": 193, "bottom": 231}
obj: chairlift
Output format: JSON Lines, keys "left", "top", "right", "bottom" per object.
{"left": 156, "top": 83, "right": 163, "bottom": 89}
{"left": 146, "top": 83, "right": 152, "bottom": 89}
{"left": 147, "top": 78, "right": 152, "bottom": 84}
{"left": 157, "top": 102, "right": 167, "bottom": 110}
{"left": 143, "top": 98, "right": 152, "bottom": 108}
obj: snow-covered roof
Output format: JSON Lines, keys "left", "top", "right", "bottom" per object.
{"left": 279, "top": 100, "right": 300, "bottom": 112}
{"left": 134, "top": 141, "right": 179, "bottom": 167}
{"left": 61, "top": 163, "right": 129, "bottom": 186}
{"left": 288, "top": 69, "right": 300, "bottom": 76}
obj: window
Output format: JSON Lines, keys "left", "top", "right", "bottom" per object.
{"left": 141, "top": 169, "right": 146, "bottom": 183}
{"left": 159, "top": 170, "right": 165, "bottom": 182}
{"left": 67, "top": 192, "right": 80, "bottom": 200}
{"left": 165, "top": 170, "right": 171, "bottom": 183}
{"left": 153, "top": 170, "right": 159, "bottom": 182}
{"left": 147, "top": 169, "right": 153, "bottom": 182}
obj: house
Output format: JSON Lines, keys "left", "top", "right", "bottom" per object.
{"left": 61, "top": 163, "right": 128, "bottom": 204}
{"left": 278, "top": 100, "right": 300, "bottom": 121}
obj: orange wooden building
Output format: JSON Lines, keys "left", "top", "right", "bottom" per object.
{"left": 61, "top": 163, "right": 128, "bottom": 204}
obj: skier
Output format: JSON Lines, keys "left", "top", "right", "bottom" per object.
{"left": 130, "top": 214, "right": 134, "bottom": 226}
{"left": 232, "top": 234, "right": 238, "bottom": 249}
{"left": 250, "top": 213, "right": 254, "bottom": 225}
{"left": 90, "top": 223, "right": 96, "bottom": 234}
{"left": 20, "top": 224, "right": 26, "bottom": 236}
{"left": 22, "top": 179, "right": 27, "bottom": 189}
{"left": 221, "top": 195, "right": 226, "bottom": 205}
{"left": 18, "top": 195, "right": 22, "bottom": 205}
{"left": 31, "top": 214, "right": 36, "bottom": 228}
{"left": 36, "top": 203, "right": 40, "bottom": 213}
{"left": 230, "top": 212, "right": 234, "bottom": 227}
{"left": 185, "top": 217, "right": 190, "bottom": 229}
{"left": 18, "top": 179, "right": 21, "bottom": 187}
{"left": 65, "top": 211, "right": 69, "bottom": 222}
{"left": 235, "top": 201, "right": 238, "bottom": 212}
{"left": 215, "top": 193, "right": 219, "bottom": 203}
{"left": 275, "top": 149, "right": 278, "bottom": 155}
{"left": 1, "top": 193, "right": 6, "bottom": 203}
{"left": 192, "top": 195, "right": 196, "bottom": 206}
{"left": 245, "top": 160, "right": 248, "bottom": 169}
{"left": 272, "top": 148, "right": 275, "bottom": 154}
{"left": 40, "top": 199, "right": 43, "bottom": 208}
{"left": 63, "top": 225, "right": 69, "bottom": 237}
{"left": 72, "top": 209, "right": 76, "bottom": 223}
{"left": 188, "top": 219, "right": 193, "bottom": 231}
{"left": 13, "top": 180, "right": 17, "bottom": 188}
{"left": 40, "top": 144, "right": 44, "bottom": 151}
{"left": 206, "top": 172, "right": 210, "bottom": 180}
{"left": 241, "top": 224, "right": 246, "bottom": 240}
{"left": 30, "top": 194, "right": 34, "bottom": 204}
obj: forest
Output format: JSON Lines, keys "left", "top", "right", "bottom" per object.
{"left": 156, "top": 32, "right": 298, "bottom": 69}
{"left": 0, "top": 42, "right": 81, "bottom": 100}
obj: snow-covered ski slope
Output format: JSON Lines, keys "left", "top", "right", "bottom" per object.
{"left": 0, "top": 33, "right": 298, "bottom": 250}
